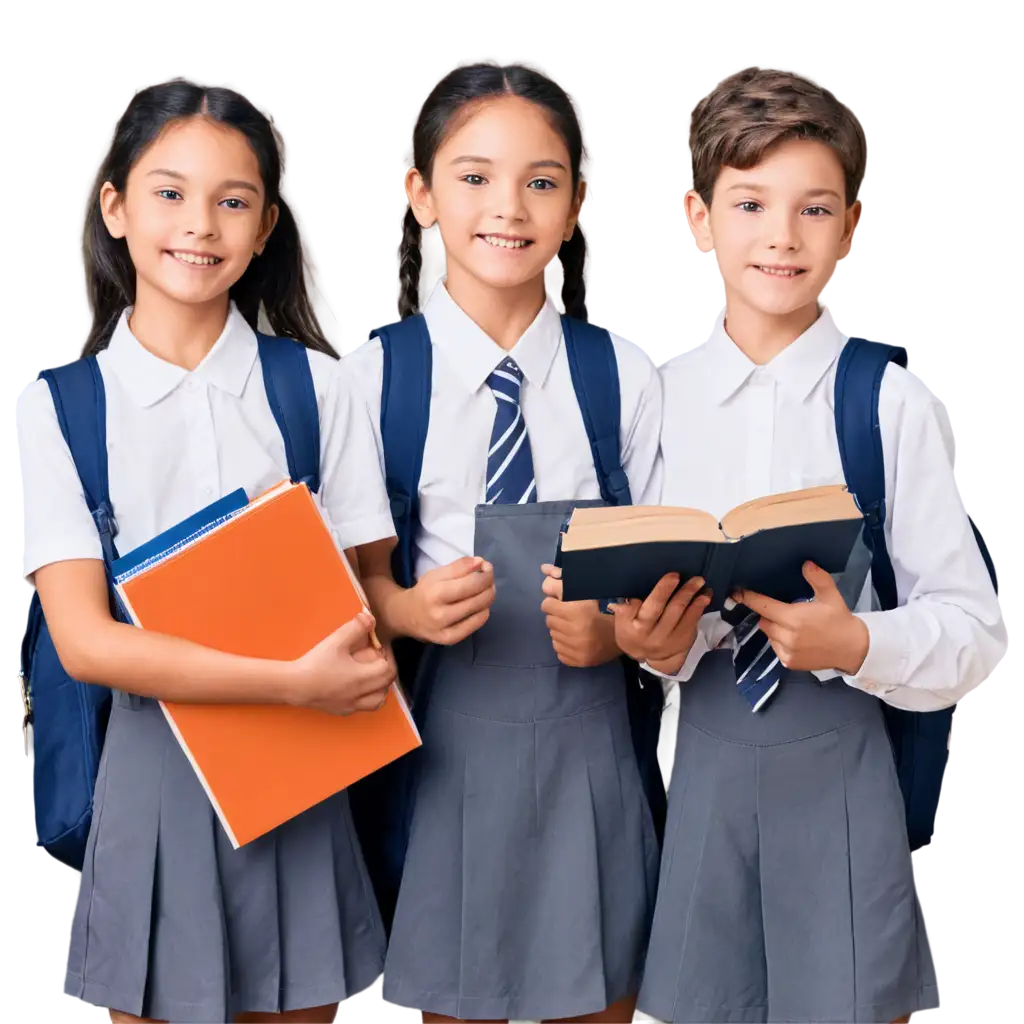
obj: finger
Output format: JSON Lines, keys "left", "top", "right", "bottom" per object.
{"left": 439, "top": 585, "right": 496, "bottom": 627}
{"left": 541, "top": 596, "right": 571, "bottom": 619}
{"left": 541, "top": 575, "right": 563, "bottom": 600}
{"left": 352, "top": 688, "right": 391, "bottom": 713}
{"left": 803, "top": 561, "right": 838, "bottom": 601}
{"left": 732, "top": 588, "right": 794, "bottom": 624}
{"left": 439, "top": 566, "right": 496, "bottom": 603}
{"left": 648, "top": 577, "right": 706, "bottom": 642}
{"left": 757, "top": 618, "right": 793, "bottom": 647}
{"left": 434, "top": 555, "right": 487, "bottom": 580}
{"left": 351, "top": 659, "right": 395, "bottom": 696}
{"left": 609, "top": 598, "right": 640, "bottom": 623}
{"left": 439, "top": 608, "right": 491, "bottom": 645}
{"left": 664, "top": 591, "right": 712, "bottom": 645}
{"left": 332, "top": 614, "right": 373, "bottom": 653}
{"left": 635, "top": 573, "right": 686, "bottom": 626}
{"left": 540, "top": 563, "right": 563, "bottom": 579}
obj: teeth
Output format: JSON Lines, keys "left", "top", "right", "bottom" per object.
{"left": 482, "top": 235, "right": 529, "bottom": 249}
{"left": 171, "top": 252, "right": 221, "bottom": 266}
{"left": 757, "top": 265, "right": 802, "bottom": 277}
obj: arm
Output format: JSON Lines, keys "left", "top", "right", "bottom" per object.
{"left": 840, "top": 383, "right": 1007, "bottom": 710}
{"left": 35, "top": 558, "right": 394, "bottom": 714}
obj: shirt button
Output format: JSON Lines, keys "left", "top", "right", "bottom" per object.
{"left": 184, "top": 378, "right": 197, "bottom": 392}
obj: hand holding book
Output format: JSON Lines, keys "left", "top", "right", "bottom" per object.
{"left": 733, "top": 562, "right": 870, "bottom": 677}
{"left": 290, "top": 610, "right": 395, "bottom": 716}
{"left": 610, "top": 573, "right": 711, "bottom": 676}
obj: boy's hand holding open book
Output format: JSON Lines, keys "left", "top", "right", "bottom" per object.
{"left": 609, "top": 573, "right": 711, "bottom": 676}
{"left": 734, "top": 562, "right": 870, "bottom": 677}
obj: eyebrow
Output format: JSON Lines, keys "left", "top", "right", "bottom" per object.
{"left": 146, "top": 168, "right": 261, "bottom": 194}
{"left": 448, "top": 155, "right": 568, "bottom": 171}
{"left": 725, "top": 182, "right": 842, "bottom": 201}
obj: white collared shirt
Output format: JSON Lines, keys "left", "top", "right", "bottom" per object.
{"left": 652, "top": 307, "right": 1006, "bottom": 713}
{"left": 346, "top": 282, "right": 663, "bottom": 578}
{"left": 18, "top": 303, "right": 395, "bottom": 577}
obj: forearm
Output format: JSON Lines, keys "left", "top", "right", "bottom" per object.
{"left": 61, "top": 616, "right": 297, "bottom": 705}
{"left": 361, "top": 571, "right": 418, "bottom": 643}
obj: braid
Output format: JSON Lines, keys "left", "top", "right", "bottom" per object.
{"left": 558, "top": 225, "right": 588, "bottom": 321}
{"left": 398, "top": 206, "right": 423, "bottom": 319}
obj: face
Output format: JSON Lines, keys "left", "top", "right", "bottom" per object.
{"left": 100, "top": 117, "right": 278, "bottom": 310}
{"left": 686, "top": 138, "right": 860, "bottom": 322}
{"left": 406, "top": 95, "right": 584, "bottom": 295}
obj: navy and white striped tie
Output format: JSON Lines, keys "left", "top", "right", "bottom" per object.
{"left": 732, "top": 613, "right": 783, "bottom": 712}
{"left": 485, "top": 357, "right": 536, "bottom": 505}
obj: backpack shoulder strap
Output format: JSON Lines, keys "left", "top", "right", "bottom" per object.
{"left": 257, "top": 335, "right": 322, "bottom": 494}
{"left": 38, "top": 357, "right": 119, "bottom": 564}
{"left": 833, "top": 338, "right": 907, "bottom": 611}
{"left": 372, "top": 315, "right": 432, "bottom": 588}
{"left": 561, "top": 316, "right": 632, "bottom": 507}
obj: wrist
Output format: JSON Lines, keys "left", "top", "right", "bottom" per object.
{"left": 389, "top": 583, "right": 422, "bottom": 642}
{"left": 838, "top": 614, "right": 870, "bottom": 676}
{"left": 268, "top": 657, "right": 306, "bottom": 707}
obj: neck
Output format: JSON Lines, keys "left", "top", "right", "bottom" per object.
{"left": 128, "top": 280, "right": 232, "bottom": 370}
{"left": 443, "top": 263, "right": 546, "bottom": 351}
{"left": 721, "top": 289, "right": 821, "bottom": 365}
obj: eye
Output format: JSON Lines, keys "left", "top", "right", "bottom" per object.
{"left": 460, "top": 174, "right": 487, "bottom": 186}
{"left": 220, "top": 197, "right": 249, "bottom": 210}
{"left": 738, "top": 200, "right": 763, "bottom": 213}
{"left": 156, "top": 189, "right": 182, "bottom": 201}
{"left": 527, "top": 178, "right": 557, "bottom": 191}
{"left": 802, "top": 205, "right": 833, "bottom": 217}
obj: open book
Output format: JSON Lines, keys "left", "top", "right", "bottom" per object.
{"left": 559, "top": 485, "right": 865, "bottom": 611}
{"left": 113, "top": 480, "right": 421, "bottom": 848}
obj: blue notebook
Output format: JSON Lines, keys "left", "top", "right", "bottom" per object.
{"left": 112, "top": 489, "right": 250, "bottom": 584}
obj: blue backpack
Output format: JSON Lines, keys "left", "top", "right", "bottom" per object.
{"left": 20, "top": 336, "right": 322, "bottom": 870}
{"left": 834, "top": 339, "right": 998, "bottom": 851}
{"left": 346, "top": 314, "right": 666, "bottom": 932}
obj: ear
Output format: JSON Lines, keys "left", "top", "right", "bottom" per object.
{"left": 685, "top": 189, "right": 714, "bottom": 253}
{"left": 563, "top": 180, "right": 587, "bottom": 242}
{"left": 99, "top": 181, "right": 127, "bottom": 239}
{"left": 837, "top": 199, "right": 862, "bottom": 261}
{"left": 254, "top": 202, "right": 279, "bottom": 256}
{"left": 405, "top": 167, "right": 435, "bottom": 229}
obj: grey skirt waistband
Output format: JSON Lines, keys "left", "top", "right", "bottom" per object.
{"left": 678, "top": 651, "right": 886, "bottom": 747}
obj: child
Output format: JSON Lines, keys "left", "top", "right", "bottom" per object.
{"left": 17, "top": 80, "right": 398, "bottom": 1024}
{"left": 349, "top": 63, "right": 663, "bottom": 1023}
{"left": 613, "top": 67, "right": 1007, "bottom": 1023}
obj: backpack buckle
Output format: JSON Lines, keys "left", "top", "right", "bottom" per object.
{"left": 606, "top": 468, "right": 630, "bottom": 504}
{"left": 862, "top": 499, "right": 886, "bottom": 532}
{"left": 19, "top": 670, "right": 33, "bottom": 757}
{"left": 92, "top": 502, "right": 119, "bottom": 541}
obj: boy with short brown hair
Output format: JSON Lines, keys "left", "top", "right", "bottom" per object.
{"left": 616, "top": 67, "right": 1005, "bottom": 1023}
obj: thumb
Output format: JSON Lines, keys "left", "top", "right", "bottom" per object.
{"left": 333, "top": 612, "right": 374, "bottom": 652}
{"left": 803, "top": 561, "right": 839, "bottom": 602}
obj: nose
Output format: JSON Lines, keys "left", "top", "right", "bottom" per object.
{"left": 182, "top": 199, "right": 218, "bottom": 240}
{"left": 489, "top": 177, "right": 527, "bottom": 225}
{"left": 764, "top": 208, "right": 799, "bottom": 252}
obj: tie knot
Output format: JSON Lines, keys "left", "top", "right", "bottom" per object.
{"left": 487, "top": 358, "right": 524, "bottom": 400}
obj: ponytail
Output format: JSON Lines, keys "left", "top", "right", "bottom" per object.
{"left": 231, "top": 197, "right": 335, "bottom": 356}
{"left": 398, "top": 206, "right": 423, "bottom": 319}
{"left": 558, "top": 225, "right": 588, "bottom": 322}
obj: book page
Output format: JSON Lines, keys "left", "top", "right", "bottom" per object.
{"left": 720, "top": 485, "right": 862, "bottom": 540}
{"left": 561, "top": 504, "right": 724, "bottom": 550}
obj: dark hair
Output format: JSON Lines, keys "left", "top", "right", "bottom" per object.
{"left": 690, "top": 67, "right": 867, "bottom": 207}
{"left": 82, "top": 78, "right": 335, "bottom": 357}
{"left": 398, "top": 62, "right": 588, "bottom": 321}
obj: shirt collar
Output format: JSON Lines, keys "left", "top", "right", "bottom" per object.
{"left": 703, "top": 306, "right": 847, "bottom": 405}
{"left": 104, "top": 301, "right": 258, "bottom": 407}
{"left": 421, "top": 280, "right": 563, "bottom": 393}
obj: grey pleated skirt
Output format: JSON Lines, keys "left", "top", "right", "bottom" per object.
{"left": 65, "top": 691, "right": 386, "bottom": 1022}
{"left": 637, "top": 651, "right": 939, "bottom": 1024}
{"left": 382, "top": 500, "right": 661, "bottom": 1021}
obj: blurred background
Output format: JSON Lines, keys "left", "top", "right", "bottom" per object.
{"left": 0, "top": 4, "right": 1019, "bottom": 1019}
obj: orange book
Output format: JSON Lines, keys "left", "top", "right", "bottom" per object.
{"left": 112, "top": 480, "right": 420, "bottom": 848}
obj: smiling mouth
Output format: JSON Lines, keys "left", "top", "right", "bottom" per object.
{"left": 478, "top": 234, "right": 533, "bottom": 250}
{"left": 753, "top": 265, "right": 805, "bottom": 277}
{"left": 168, "top": 250, "right": 223, "bottom": 266}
